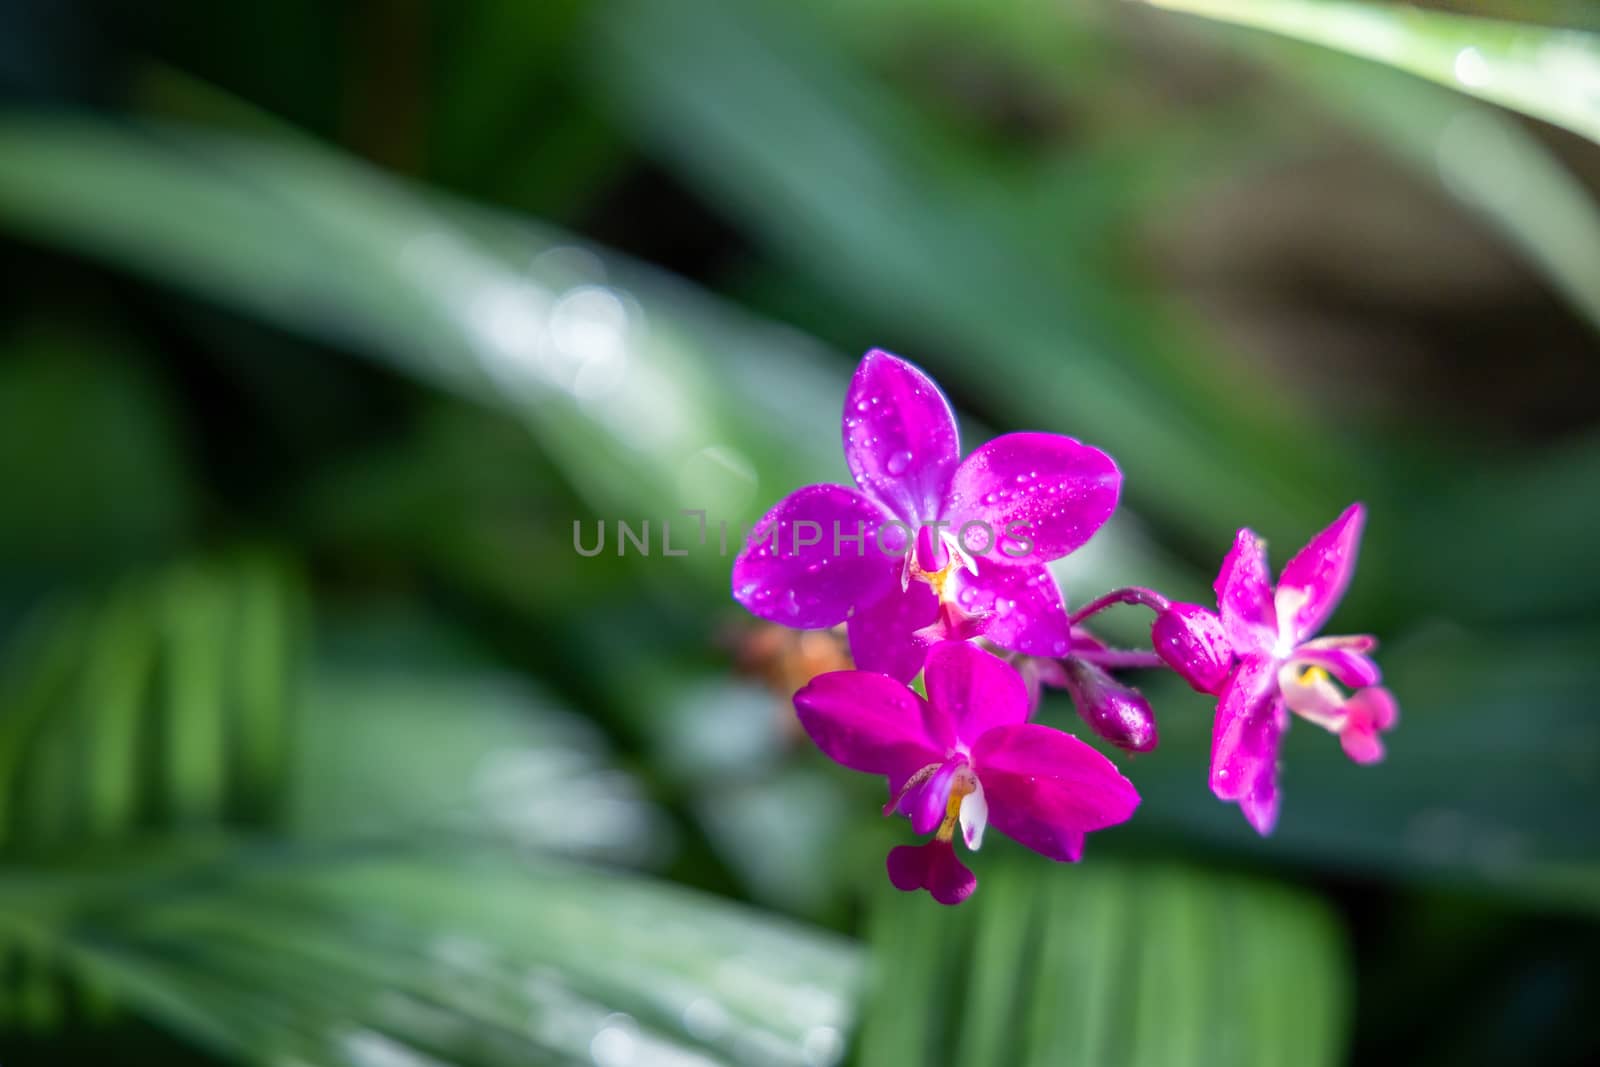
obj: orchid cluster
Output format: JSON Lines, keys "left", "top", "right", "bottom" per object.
{"left": 732, "top": 350, "right": 1397, "bottom": 904}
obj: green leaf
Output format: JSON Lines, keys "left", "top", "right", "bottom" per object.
{"left": 1137, "top": 0, "right": 1600, "bottom": 146}
{"left": 0, "top": 843, "right": 864, "bottom": 1066}
{"left": 289, "top": 648, "right": 669, "bottom": 863}
{"left": 593, "top": 0, "right": 1350, "bottom": 542}
{"left": 856, "top": 857, "right": 1349, "bottom": 1066}
{"left": 0, "top": 554, "right": 304, "bottom": 855}
{"left": 1144, "top": 3, "right": 1600, "bottom": 335}
{"left": 0, "top": 114, "right": 845, "bottom": 568}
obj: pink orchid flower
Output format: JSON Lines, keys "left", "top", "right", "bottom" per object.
{"left": 733, "top": 350, "right": 1120, "bottom": 682}
{"left": 793, "top": 641, "right": 1139, "bottom": 904}
{"left": 1210, "top": 503, "right": 1399, "bottom": 834}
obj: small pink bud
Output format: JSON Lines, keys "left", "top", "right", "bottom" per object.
{"left": 1063, "top": 659, "right": 1158, "bottom": 753}
{"left": 1151, "top": 602, "right": 1233, "bottom": 695}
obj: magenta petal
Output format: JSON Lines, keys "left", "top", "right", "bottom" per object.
{"left": 923, "top": 641, "right": 1031, "bottom": 748}
{"left": 842, "top": 350, "right": 960, "bottom": 526}
{"left": 886, "top": 841, "right": 976, "bottom": 905}
{"left": 733, "top": 484, "right": 897, "bottom": 629}
{"left": 1215, "top": 529, "right": 1279, "bottom": 656}
{"left": 885, "top": 843, "right": 927, "bottom": 892}
{"left": 1277, "top": 503, "right": 1366, "bottom": 644}
{"left": 1300, "top": 634, "right": 1376, "bottom": 654}
{"left": 1210, "top": 656, "right": 1288, "bottom": 836}
{"left": 1340, "top": 686, "right": 1398, "bottom": 765}
{"left": 1289, "top": 645, "right": 1381, "bottom": 689}
{"left": 888, "top": 758, "right": 961, "bottom": 835}
{"left": 793, "top": 671, "right": 951, "bottom": 788}
{"left": 847, "top": 582, "right": 939, "bottom": 684}
{"left": 970, "top": 724, "right": 1140, "bottom": 861}
{"left": 948, "top": 561, "right": 1073, "bottom": 659}
{"left": 1151, "top": 602, "right": 1233, "bottom": 695}
{"left": 946, "top": 433, "right": 1120, "bottom": 566}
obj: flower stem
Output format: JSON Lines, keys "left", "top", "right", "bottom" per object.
{"left": 1071, "top": 648, "right": 1167, "bottom": 671}
{"left": 1068, "top": 586, "right": 1171, "bottom": 625}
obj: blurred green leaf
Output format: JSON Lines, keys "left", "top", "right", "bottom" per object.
{"left": 0, "top": 114, "right": 845, "bottom": 572}
{"left": 856, "top": 857, "right": 1348, "bottom": 1066}
{"left": 1137, "top": 0, "right": 1600, "bottom": 146}
{"left": 291, "top": 651, "right": 668, "bottom": 863}
{"left": 594, "top": 0, "right": 1353, "bottom": 543}
{"left": 0, "top": 554, "right": 303, "bottom": 856}
{"left": 0, "top": 843, "right": 863, "bottom": 1066}
{"left": 0, "top": 578, "right": 859, "bottom": 1060}
{"left": 1153, "top": 5, "right": 1600, "bottom": 336}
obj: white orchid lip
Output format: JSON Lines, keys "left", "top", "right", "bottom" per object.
{"left": 958, "top": 779, "right": 988, "bottom": 850}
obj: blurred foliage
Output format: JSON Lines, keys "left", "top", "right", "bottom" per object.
{"left": 1, "top": 0, "right": 1598, "bottom": 1064}
{"left": 1139, "top": 0, "right": 1600, "bottom": 145}
{"left": 859, "top": 857, "right": 1348, "bottom": 1067}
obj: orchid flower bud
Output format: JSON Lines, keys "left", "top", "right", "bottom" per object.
{"left": 1151, "top": 602, "right": 1233, "bottom": 695}
{"left": 1062, "top": 658, "right": 1158, "bottom": 753}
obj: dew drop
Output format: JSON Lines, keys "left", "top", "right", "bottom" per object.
{"left": 886, "top": 450, "right": 913, "bottom": 476}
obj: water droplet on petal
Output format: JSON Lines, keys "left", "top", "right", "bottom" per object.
{"left": 886, "top": 449, "right": 913, "bottom": 476}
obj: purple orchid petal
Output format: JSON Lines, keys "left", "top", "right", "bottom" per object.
{"left": 846, "top": 582, "right": 939, "bottom": 684}
{"left": 1299, "top": 633, "right": 1377, "bottom": 653}
{"left": 1340, "top": 686, "right": 1398, "bottom": 765}
{"left": 1277, "top": 503, "right": 1366, "bottom": 644}
{"left": 793, "top": 670, "right": 952, "bottom": 792}
{"left": 946, "top": 432, "right": 1120, "bottom": 566}
{"left": 733, "top": 484, "right": 897, "bottom": 629}
{"left": 1215, "top": 529, "right": 1279, "bottom": 656}
{"left": 923, "top": 641, "right": 1031, "bottom": 749}
{"left": 842, "top": 350, "right": 960, "bottom": 526}
{"left": 886, "top": 758, "right": 962, "bottom": 835}
{"left": 1151, "top": 602, "right": 1234, "bottom": 695}
{"left": 970, "top": 724, "right": 1140, "bottom": 861}
{"left": 947, "top": 561, "right": 1073, "bottom": 659}
{"left": 886, "top": 840, "right": 977, "bottom": 905}
{"left": 1288, "top": 645, "right": 1381, "bottom": 689}
{"left": 1210, "top": 655, "right": 1288, "bottom": 836}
